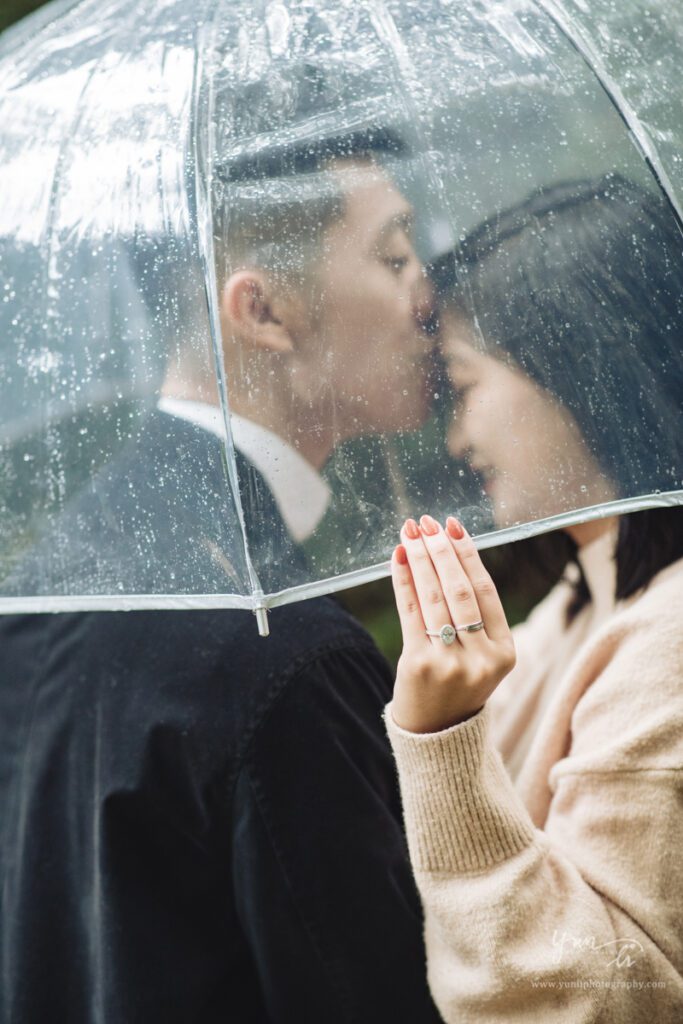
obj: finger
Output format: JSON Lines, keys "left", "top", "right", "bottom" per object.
{"left": 446, "top": 517, "right": 512, "bottom": 642}
{"left": 418, "top": 515, "right": 485, "bottom": 642}
{"left": 390, "top": 544, "right": 427, "bottom": 648}
{"left": 401, "top": 518, "right": 452, "bottom": 639}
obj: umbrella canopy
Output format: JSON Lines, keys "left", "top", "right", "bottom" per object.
{"left": 1, "top": 0, "right": 682, "bottom": 630}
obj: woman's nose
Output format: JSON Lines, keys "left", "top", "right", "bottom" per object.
{"left": 447, "top": 411, "right": 468, "bottom": 460}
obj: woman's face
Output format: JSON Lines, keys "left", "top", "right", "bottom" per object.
{"left": 440, "top": 310, "right": 615, "bottom": 527}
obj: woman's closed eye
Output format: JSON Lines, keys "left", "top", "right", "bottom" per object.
{"left": 381, "top": 254, "right": 410, "bottom": 275}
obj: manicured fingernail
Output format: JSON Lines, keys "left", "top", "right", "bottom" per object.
{"left": 404, "top": 518, "right": 420, "bottom": 540}
{"left": 395, "top": 544, "right": 408, "bottom": 565}
{"left": 447, "top": 516, "right": 464, "bottom": 539}
{"left": 420, "top": 514, "right": 440, "bottom": 536}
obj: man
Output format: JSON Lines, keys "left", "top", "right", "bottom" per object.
{"left": 160, "top": 122, "right": 432, "bottom": 591}
{"left": 0, "top": 117, "right": 440, "bottom": 1022}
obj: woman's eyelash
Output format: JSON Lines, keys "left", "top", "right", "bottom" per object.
{"left": 382, "top": 256, "right": 409, "bottom": 272}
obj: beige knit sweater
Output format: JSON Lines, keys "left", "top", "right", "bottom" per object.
{"left": 386, "top": 531, "right": 683, "bottom": 1023}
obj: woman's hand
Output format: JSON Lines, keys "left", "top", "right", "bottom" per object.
{"left": 391, "top": 514, "right": 516, "bottom": 734}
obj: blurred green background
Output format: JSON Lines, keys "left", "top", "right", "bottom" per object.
{"left": 1, "top": 0, "right": 563, "bottom": 664}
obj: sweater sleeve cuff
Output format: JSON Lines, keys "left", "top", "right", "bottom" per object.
{"left": 384, "top": 703, "right": 536, "bottom": 874}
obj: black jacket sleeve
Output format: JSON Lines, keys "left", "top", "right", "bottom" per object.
{"left": 231, "top": 640, "right": 441, "bottom": 1024}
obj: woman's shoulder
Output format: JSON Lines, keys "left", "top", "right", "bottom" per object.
{"left": 565, "top": 556, "right": 683, "bottom": 772}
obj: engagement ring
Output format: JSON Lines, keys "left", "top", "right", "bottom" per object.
{"left": 425, "top": 620, "right": 484, "bottom": 645}
{"left": 425, "top": 625, "right": 457, "bottom": 645}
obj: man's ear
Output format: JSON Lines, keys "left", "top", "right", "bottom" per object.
{"left": 220, "top": 270, "right": 295, "bottom": 354}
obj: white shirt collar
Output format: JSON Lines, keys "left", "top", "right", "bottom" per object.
{"left": 157, "top": 397, "right": 331, "bottom": 543}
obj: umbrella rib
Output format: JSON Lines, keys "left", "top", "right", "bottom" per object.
{"left": 189, "top": 6, "right": 271, "bottom": 634}
{"left": 532, "top": 0, "right": 683, "bottom": 235}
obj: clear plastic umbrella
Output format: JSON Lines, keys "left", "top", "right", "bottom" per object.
{"left": 1, "top": 0, "right": 681, "bottom": 633}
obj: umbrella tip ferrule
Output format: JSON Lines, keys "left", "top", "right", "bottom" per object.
{"left": 254, "top": 604, "right": 270, "bottom": 638}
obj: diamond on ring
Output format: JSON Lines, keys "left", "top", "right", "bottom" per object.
{"left": 425, "top": 624, "right": 457, "bottom": 646}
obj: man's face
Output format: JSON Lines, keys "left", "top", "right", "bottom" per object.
{"left": 290, "top": 159, "right": 432, "bottom": 437}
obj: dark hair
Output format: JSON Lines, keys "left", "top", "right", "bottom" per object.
{"left": 565, "top": 506, "right": 683, "bottom": 618}
{"left": 211, "top": 63, "right": 407, "bottom": 282}
{"left": 219, "top": 125, "right": 406, "bottom": 185}
{"left": 212, "top": 124, "right": 407, "bottom": 284}
{"left": 431, "top": 175, "right": 683, "bottom": 609}
{"left": 213, "top": 62, "right": 407, "bottom": 183}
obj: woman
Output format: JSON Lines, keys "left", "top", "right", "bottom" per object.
{"left": 385, "top": 176, "right": 683, "bottom": 1021}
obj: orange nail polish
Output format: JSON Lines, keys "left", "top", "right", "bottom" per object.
{"left": 404, "top": 518, "right": 420, "bottom": 540}
{"left": 420, "top": 514, "right": 439, "bottom": 536}
{"left": 447, "top": 516, "right": 465, "bottom": 539}
{"left": 395, "top": 544, "right": 408, "bottom": 565}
